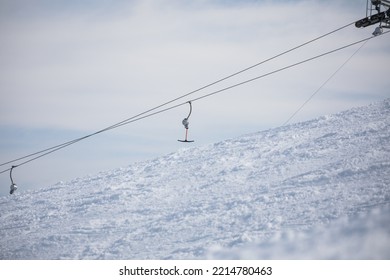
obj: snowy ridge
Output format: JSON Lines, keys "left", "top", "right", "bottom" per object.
{"left": 0, "top": 99, "right": 389, "bottom": 259}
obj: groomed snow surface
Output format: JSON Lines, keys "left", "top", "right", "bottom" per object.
{"left": 1, "top": 99, "right": 389, "bottom": 260}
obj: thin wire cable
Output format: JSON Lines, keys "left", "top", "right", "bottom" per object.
{"left": 188, "top": 35, "right": 379, "bottom": 104}
{"left": 0, "top": 21, "right": 355, "bottom": 169}
{"left": 1, "top": 30, "right": 387, "bottom": 175}
{"left": 98, "top": 31, "right": 388, "bottom": 131}
{"left": 282, "top": 40, "right": 369, "bottom": 126}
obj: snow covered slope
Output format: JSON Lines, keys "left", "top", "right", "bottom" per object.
{"left": 0, "top": 99, "right": 389, "bottom": 260}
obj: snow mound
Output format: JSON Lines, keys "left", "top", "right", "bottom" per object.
{"left": 0, "top": 99, "right": 389, "bottom": 259}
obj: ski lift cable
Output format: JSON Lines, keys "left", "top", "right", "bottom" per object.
{"left": 0, "top": 31, "right": 386, "bottom": 175}
{"left": 0, "top": 30, "right": 386, "bottom": 176}
{"left": 282, "top": 40, "right": 370, "bottom": 126}
{"left": 86, "top": 31, "right": 388, "bottom": 131}
{"left": 0, "top": 21, "right": 355, "bottom": 169}
{"left": 186, "top": 33, "right": 386, "bottom": 104}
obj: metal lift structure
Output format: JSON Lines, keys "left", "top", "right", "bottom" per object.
{"left": 355, "top": 0, "right": 390, "bottom": 35}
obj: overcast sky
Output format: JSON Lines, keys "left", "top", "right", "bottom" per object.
{"left": 0, "top": 0, "right": 389, "bottom": 196}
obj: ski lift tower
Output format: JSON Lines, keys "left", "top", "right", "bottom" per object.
{"left": 355, "top": 0, "right": 390, "bottom": 35}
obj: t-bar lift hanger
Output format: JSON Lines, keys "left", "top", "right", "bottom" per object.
{"left": 178, "top": 101, "right": 194, "bottom": 143}
{"left": 9, "top": 165, "right": 18, "bottom": 195}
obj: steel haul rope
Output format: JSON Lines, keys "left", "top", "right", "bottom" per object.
{"left": 1, "top": 26, "right": 388, "bottom": 178}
